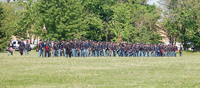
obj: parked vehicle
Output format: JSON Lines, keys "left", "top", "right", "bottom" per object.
{"left": 6, "top": 39, "right": 37, "bottom": 51}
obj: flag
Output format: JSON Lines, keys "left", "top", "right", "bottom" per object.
{"left": 119, "top": 32, "right": 121, "bottom": 45}
{"left": 43, "top": 24, "right": 47, "bottom": 33}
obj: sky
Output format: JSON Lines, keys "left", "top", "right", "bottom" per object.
{"left": 0, "top": 0, "right": 5, "bottom": 2}
{"left": 0, "top": 0, "right": 15, "bottom": 2}
{"left": 148, "top": 0, "right": 160, "bottom": 6}
{"left": 0, "top": 0, "right": 160, "bottom": 6}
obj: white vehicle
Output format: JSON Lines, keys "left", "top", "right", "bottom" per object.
{"left": 12, "top": 40, "right": 21, "bottom": 51}
{"left": 11, "top": 39, "right": 37, "bottom": 50}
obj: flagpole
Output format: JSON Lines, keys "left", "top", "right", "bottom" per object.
{"left": 119, "top": 28, "right": 121, "bottom": 45}
{"left": 41, "top": 24, "right": 45, "bottom": 40}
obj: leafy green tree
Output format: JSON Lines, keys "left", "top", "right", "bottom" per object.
{"left": 15, "top": 0, "right": 41, "bottom": 44}
{"left": 106, "top": 0, "right": 161, "bottom": 43}
{"left": 161, "top": 0, "right": 200, "bottom": 50}
{"left": 35, "top": 0, "right": 87, "bottom": 41}
{"left": 0, "top": 2, "right": 17, "bottom": 51}
{"left": 14, "top": 0, "right": 162, "bottom": 44}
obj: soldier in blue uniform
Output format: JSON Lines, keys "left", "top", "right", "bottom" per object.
{"left": 146, "top": 44, "right": 150, "bottom": 57}
{"left": 169, "top": 45, "right": 173, "bottom": 57}
{"left": 173, "top": 45, "right": 178, "bottom": 57}
{"left": 59, "top": 40, "right": 64, "bottom": 57}
{"left": 179, "top": 45, "right": 183, "bottom": 57}
{"left": 58, "top": 40, "right": 61, "bottom": 57}
{"left": 135, "top": 44, "right": 138, "bottom": 57}
{"left": 94, "top": 42, "right": 98, "bottom": 57}
{"left": 91, "top": 41, "right": 95, "bottom": 57}
{"left": 153, "top": 45, "right": 156, "bottom": 57}
{"left": 88, "top": 40, "right": 92, "bottom": 57}
{"left": 108, "top": 42, "right": 113, "bottom": 57}
{"left": 105, "top": 42, "right": 109, "bottom": 57}
{"left": 81, "top": 40, "right": 86, "bottom": 58}
{"left": 69, "top": 40, "right": 73, "bottom": 57}
{"left": 137, "top": 44, "right": 140, "bottom": 57}
{"left": 167, "top": 45, "right": 170, "bottom": 56}
{"left": 78, "top": 40, "right": 82, "bottom": 57}
{"left": 52, "top": 40, "right": 59, "bottom": 57}
{"left": 72, "top": 40, "right": 76, "bottom": 57}
{"left": 117, "top": 44, "right": 120, "bottom": 56}
{"left": 138, "top": 44, "right": 141, "bottom": 57}
{"left": 128, "top": 44, "right": 132, "bottom": 57}
{"left": 25, "top": 40, "right": 31, "bottom": 55}
{"left": 164, "top": 45, "right": 167, "bottom": 57}
{"left": 103, "top": 42, "right": 107, "bottom": 57}
{"left": 119, "top": 44, "right": 125, "bottom": 57}
{"left": 85, "top": 40, "right": 89, "bottom": 57}
{"left": 97, "top": 42, "right": 101, "bottom": 57}
{"left": 44, "top": 40, "right": 50, "bottom": 57}
{"left": 131, "top": 45, "right": 136, "bottom": 57}
{"left": 45, "top": 39, "right": 52, "bottom": 57}
{"left": 148, "top": 44, "right": 151, "bottom": 57}
{"left": 125, "top": 44, "right": 129, "bottom": 57}
{"left": 37, "top": 40, "right": 44, "bottom": 57}
{"left": 113, "top": 43, "right": 117, "bottom": 57}
{"left": 75, "top": 40, "right": 79, "bottom": 57}
{"left": 155, "top": 45, "right": 159, "bottom": 57}
{"left": 100, "top": 42, "right": 104, "bottom": 56}
{"left": 65, "top": 40, "right": 72, "bottom": 58}
{"left": 19, "top": 40, "right": 25, "bottom": 56}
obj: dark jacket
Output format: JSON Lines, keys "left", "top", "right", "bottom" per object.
{"left": 53, "top": 43, "right": 59, "bottom": 50}
{"left": 25, "top": 44, "right": 31, "bottom": 51}
{"left": 60, "top": 43, "right": 64, "bottom": 50}
{"left": 19, "top": 42, "right": 25, "bottom": 50}
{"left": 65, "top": 43, "right": 72, "bottom": 54}
{"left": 91, "top": 43, "right": 95, "bottom": 51}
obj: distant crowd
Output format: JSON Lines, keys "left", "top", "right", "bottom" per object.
{"left": 8, "top": 39, "right": 183, "bottom": 57}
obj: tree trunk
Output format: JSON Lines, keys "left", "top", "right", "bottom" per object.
{"left": 33, "top": 35, "right": 36, "bottom": 45}
{"left": 170, "top": 36, "right": 174, "bottom": 45}
{"left": 128, "top": 38, "right": 129, "bottom": 43}
{"left": 29, "top": 23, "right": 33, "bottom": 44}
{"left": 30, "top": 35, "right": 32, "bottom": 44}
{"left": 174, "top": 37, "right": 176, "bottom": 45}
{"left": 87, "top": 6, "right": 89, "bottom": 16}
{"left": 37, "top": 36, "right": 39, "bottom": 47}
{"left": 183, "top": 42, "right": 187, "bottom": 50}
{"left": 106, "top": 30, "right": 108, "bottom": 42}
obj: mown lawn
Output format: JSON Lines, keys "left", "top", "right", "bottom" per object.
{"left": 0, "top": 51, "right": 200, "bottom": 88}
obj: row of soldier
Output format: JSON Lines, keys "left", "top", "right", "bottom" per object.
{"left": 36, "top": 39, "right": 182, "bottom": 58}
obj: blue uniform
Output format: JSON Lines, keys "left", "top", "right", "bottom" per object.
{"left": 53, "top": 43, "right": 59, "bottom": 57}
{"left": 38, "top": 42, "right": 44, "bottom": 57}
{"left": 19, "top": 42, "right": 25, "bottom": 55}
{"left": 85, "top": 42, "right": 89, "bottom": 57}
{"left": 25, "top": 44, "right": 31, "bottom": 55}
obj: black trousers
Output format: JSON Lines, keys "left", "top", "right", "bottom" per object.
{"left": 19, "top": 49, "right": 23, "bottom": 55}
{"left": 45, "top": 51, "right": 50, "bottom": 57}
{"left": 66, "top": 48, "right": 71, "bottom": 58}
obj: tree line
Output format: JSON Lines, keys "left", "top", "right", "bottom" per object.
{"left": 0, "top": 0, "right": 200, "bottom": 51}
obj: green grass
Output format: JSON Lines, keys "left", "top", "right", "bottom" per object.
{"left": 181, "top": 50, "right": 200, "bottom": 55}
{"left": 0, "top": 51, "right": 200, "bottom": 88}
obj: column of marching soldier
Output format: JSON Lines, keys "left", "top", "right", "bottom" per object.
{"left": 8, "top": 39, "right": 183, "bottom": 57}
{"left": 36, "top": 39, "right": 183, "bottom": 58}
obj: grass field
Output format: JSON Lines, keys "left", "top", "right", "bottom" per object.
{"left": 0, "top": 51, "right": 200, "bottom": 88}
